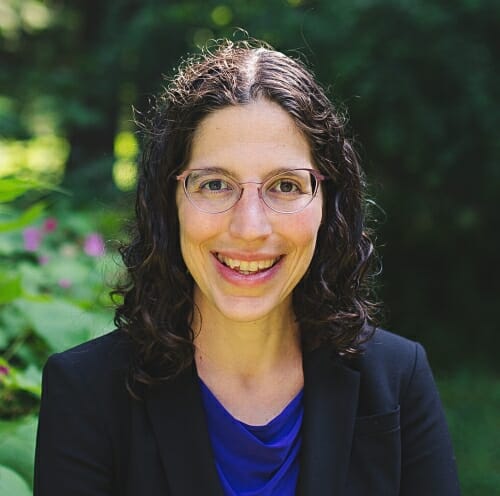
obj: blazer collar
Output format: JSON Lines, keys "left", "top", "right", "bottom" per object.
{"left": 146, "top": 347, "right": 360, "bottom": 496}
{"left": 297, "top": 347, "right": 360, "bottom": 496}
{"left": 145, "top": 365, "right": 224, "bottom": 496}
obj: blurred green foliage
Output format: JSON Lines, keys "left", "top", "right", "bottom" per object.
{"left": 0, "top": 177, "right": 119, "bottom": 490}
{"left": 438, "top": 372, "right": 500, "bottom": 495}
{"left": 1, "top": 0, "right": 498, "bottom": 492}
{"left": 1, "top": 0, "right": 498, "bottom": 368}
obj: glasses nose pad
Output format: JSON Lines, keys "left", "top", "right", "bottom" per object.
{"left": 237, "top": 183, "right": 263, "bottom": 204}
{"left": 236, "top": 186, "right": 245, "bottom": 204}
{"left": 257, "top": 185, "right": 264, "bottom": 202}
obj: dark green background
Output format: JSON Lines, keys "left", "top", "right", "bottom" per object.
{"left": 1, "top": 1, "right": 499, "bottom": 492}
{"left": 2, "top": 0, "right": 498, "bottom": 368}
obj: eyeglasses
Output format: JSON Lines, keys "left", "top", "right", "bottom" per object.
{"left": 176, "top": 168, "right": 325, "bottom": 214}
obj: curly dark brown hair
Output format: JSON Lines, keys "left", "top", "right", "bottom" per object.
{"left": 113, "top": 39, "right": 379, "bottom": 389}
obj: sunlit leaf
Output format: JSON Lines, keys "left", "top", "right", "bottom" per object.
{"left": 0, "top": 201, "right": 46, "bottom": 233}
{"left": 210, "top": 5, "right": 232, "bottom": 26}
{"left": 114, "top": 131, "right": 138, "bottom": 159}
{"left": 113, "top": 159, "right": 137, "bottom": 191}
{"left": 0, "top": 358, "right": 42, "bottom": 397}
{"left": 0, "top": 178, "right": 40, "bottom": 203}
{"left": 14, "top": 298, "right": 113, "bottom": 352}
{"left": 0, "top": 304, "right": 28, "bottom": 342}
{"left": 0, "top": 271, "right": 22, "bottom": 304}
{"left": 0, "top": 177, "right": 67, "bottom": 203}
{"left": 14, "top": 298, "right": 92, "bottom": 352}
{"left": 0, "top": 465, "right": 31, "bottom": 496}
{"left": 0, "top": 416, "right": 37, "bottom": 488}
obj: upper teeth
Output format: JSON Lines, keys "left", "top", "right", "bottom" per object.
{"left": 216, "top": 254, "right": 279, "bottom": 272}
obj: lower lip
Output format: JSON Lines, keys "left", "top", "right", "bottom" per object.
{"left": 212, "top": 254, "right": 284, "bottom": 287}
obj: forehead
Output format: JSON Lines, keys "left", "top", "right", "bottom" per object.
{"left": 188, "top": 99, "right": 314, "bottom": 177}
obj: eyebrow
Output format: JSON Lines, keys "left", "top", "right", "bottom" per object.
{"left": 189, "top": 166, "right": 229, "bottom": 175}
{"left": 188, "top": 166, "right": 313, "bottom": 180}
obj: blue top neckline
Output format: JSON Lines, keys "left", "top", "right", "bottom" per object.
{"left": 198, "top": 377, "right": 304, "bottom": 495}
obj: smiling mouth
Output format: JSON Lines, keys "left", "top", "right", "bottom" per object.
{"left": 214, "top": 253, "right": 282, "bottom": 275}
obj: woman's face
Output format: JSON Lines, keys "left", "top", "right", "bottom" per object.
{"left": 176, "top": 98, "right": 323, "bottom": 324}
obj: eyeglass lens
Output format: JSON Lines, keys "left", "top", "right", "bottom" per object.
{"left": 184, "top": 169, "right": 319, "bottom": 213}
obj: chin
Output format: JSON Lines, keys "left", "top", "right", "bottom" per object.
{"left": 214, "top": 296, "right": 284, "bottom": 323}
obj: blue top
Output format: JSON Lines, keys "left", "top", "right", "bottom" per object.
{"left": 199, "top": 379, "right": 303, "bottom": 496}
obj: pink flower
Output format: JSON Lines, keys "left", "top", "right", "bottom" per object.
{"left": 43, "top": 217, "right": 58, "bottom": 232}
{"left": 38, "top": 255, "right": 50, "bottom": 265}
{"left": 0, "top": 365, "right": 9, "bottom": 376}
{"left": 58, "top": 278, "right": 72, "bottom": 289}
{"left": 84, "top": 232, "right": 105, "bottom": 257}
{"left": 23, "top": 227, "right": 42, "bottom": 251}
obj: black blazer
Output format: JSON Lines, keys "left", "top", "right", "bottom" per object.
{"left": 34, "top": 328, "right": 460, "bottom": 495}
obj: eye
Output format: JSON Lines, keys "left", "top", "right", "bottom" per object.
{"left": 278, "top": 180, "right": 299, "bottom": 193}
{"left": 200, "top": 178, "right": 232, "bottom": 191}
{"left": 268, "top": 178, "right": 302, "bottom": 194}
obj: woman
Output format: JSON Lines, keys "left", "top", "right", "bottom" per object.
{"left": 34, "top": 40, "right": 460, "bottom": 495}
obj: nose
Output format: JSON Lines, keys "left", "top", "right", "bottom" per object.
{"left": 228, "top": 184, "right": 273, "bottom": 240}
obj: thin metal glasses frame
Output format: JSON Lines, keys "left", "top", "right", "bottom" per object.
{"left": 176, "top": 168, "right": 326, "bottom": 214}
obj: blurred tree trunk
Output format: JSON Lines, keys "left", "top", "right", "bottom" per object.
{"left": 64, "top": 116, "right": 118, "bottom": 195}
{"left": 62, "top": 0, "right": 122, "bottom": 196}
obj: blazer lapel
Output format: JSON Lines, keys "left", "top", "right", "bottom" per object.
{"left": 145, "top": 364, "right": 224, "bottom": 496}
{"left": 297, "top": 347, "right": 360, "bottom": 496}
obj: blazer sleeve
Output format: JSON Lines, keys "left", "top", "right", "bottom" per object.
{"left": 34, "top": 352, "right": 114, "bottom": 496}
{"left": 399, "top": 342, "right": 461, "bottom": 495}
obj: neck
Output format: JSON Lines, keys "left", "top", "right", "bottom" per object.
{"left": 192, "top": 296, "right": 302, "bottom": 385}
{"left": 192, "top": 289, "right": 304, "bottom": 425}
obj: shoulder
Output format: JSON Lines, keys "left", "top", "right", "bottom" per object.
{"left": 345, "top": 328, "right": 433, "bottom": 415}
{"left": 36, "top": 331, "right": 135, "bottom": 493}
{"left": 46, "top": 328, "right": 132, "bottom": 368}
{"left": 355, "top": 327, "right": 422, "bottom": 372}
{"left": 42, "top": 329, "right": 133, "bottom": 399}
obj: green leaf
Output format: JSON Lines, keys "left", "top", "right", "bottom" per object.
{"left": 0, "top": 230, "right": 19, "bottom": 255}
{"left": 0, "top": 202, "right": 46, "bottom": 233}
{"left": 0, "top": 177, "right": 67, "bottom": 203}
{"left": 18, "top": 262, "right": 46, "bottom": 296}
{"left": 0, "top": 465, "right": 31, "bottom": 496}
{"left": 0, "top": 178, "right": 40, "bottom": 203}
{"left": 0, "top": 304, "right": 29, "bottom": 342}
{"left": 45, "top": 256, "right": 96, "bottom": 287}
{"left": 0, "top": 271, "right": 22, "bottom": 304}
{"left": 0, "top": 359, "right": 42, "bottom": 397}
{"left": 14, "top": 298, "right": 109, "bottom": 352}
{"left": 0, "top": 416, "right": 37, "bottom": 488}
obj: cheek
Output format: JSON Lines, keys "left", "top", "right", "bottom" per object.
{"left": 177, "top": 202, "right": 221, "bottom": 259}
{"left": 177, "top": 200, "right": 200, "bottom": 259}
{"left": 287, "top": 204, "right": 323, "bottom": 248}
